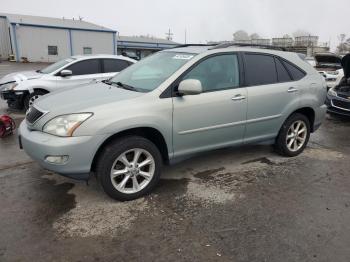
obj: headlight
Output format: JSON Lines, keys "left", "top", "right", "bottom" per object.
{"left": 328, "top": 88, "right": 337, "bottom": 97}
{"left": 43, "top": 113, "right": 93, "bottom": 137}
{"left": 1, "top": 82, "right": 18, "bottom": 91}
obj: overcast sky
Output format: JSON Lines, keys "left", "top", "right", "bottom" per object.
{"left": 2, "top": 0, "right": 349, "bottom": 50}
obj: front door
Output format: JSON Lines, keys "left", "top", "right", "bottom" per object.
{"left": 56, "top": 59, "right": 105, "bottom": 89}
{"left": 172, "top": 53, "right": 247, "bottom": 158}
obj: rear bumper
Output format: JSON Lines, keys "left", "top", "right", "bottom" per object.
{"left": 313, "top": 104, "right": 327, "bottom": 132}
{"left": 19, "top": 121, "right": 108, "bottom": 180}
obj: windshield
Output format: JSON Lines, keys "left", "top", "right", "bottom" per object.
{"left": 40, "top": 58, "right": 75, "bottom": 74}
{"left": 110, "top": 52, "right": 195, "bottom": 92}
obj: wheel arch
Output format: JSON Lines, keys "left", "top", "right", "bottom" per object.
{"left": 283, "top": 107, "right": 316, "bottom": 132}
{"left": 91, "top": 127, "right": 170, "bottom": 173}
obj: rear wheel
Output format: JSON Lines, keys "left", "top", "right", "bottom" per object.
{"left": 24, "top": 90, "right": 48, "bottom": 111}
{"left": 96, "top": 136, "right": 162, "bottom": 201}
{"left": 275, "top": 113, "right": 310, "bottom": 157}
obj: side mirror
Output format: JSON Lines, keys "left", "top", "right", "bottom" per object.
{"left": 178, "top": 79, "right": 203, "bottom": 96}
{"left": 60, "top": 69, "right": 72, "bottom": 77}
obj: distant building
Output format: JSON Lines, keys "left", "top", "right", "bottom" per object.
{"left": 117, "top": 36, "right": 179, "bottom": 60}
{"left": 272, "top": 37, "right": 294, "bottom": 47}
{"left": 0, "top": 13, "right": 117, "bottom": 62}
{"left": 251, "top": 39, "right": 271, "bottom": 45}
{"left": 294, "top": 36, "right": 318, "bottom": 47}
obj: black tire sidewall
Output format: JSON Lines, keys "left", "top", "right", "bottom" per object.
{"left": 276, "top": 113, "right": 311, "bottom": 157}
{"left": 96, "top": 136, "right": 162, "bottom": 201}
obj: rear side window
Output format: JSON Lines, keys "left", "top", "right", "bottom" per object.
{"left": 244, "top": 54, "right": 277, "bottom": 86}
{"left": 282, "top": 60, "right": 306, "bottom": 81}
{"left": 275, "top": 58, "right": 292, "bottom": 82}
{"left": 66, "top": 59, "right": 101, "bottom": 75}
{"left": 103, "top": 59, "right": 130, "bottom": 73}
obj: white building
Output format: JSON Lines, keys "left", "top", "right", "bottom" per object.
{"left": 0, "top": 13, "right": 117, "bottom": 62}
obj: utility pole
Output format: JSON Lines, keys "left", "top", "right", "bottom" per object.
{"left": 185, "top": 29, "right": 187, "bottom": 44}
{"left": 165, "top": 28, "right": 173, "bottom": 41}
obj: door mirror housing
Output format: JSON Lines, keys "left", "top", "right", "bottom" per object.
{"left": 178, "top": 79, "right": 203, "bottom": 96}
{"left": 60, "top": 69, "right": 72, "bottom": 77}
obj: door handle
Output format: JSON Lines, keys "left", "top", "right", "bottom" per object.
{"left": 232, "top": 94, "right": 246, "bottom": 101}
{"left": 287, "top": 87, "right": 299, "bottom": 93}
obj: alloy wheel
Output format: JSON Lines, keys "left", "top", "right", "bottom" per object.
{"left": 28, "top": 95, "right": 41, "bottom": 107}
{"left": 286, "top": 120, "right": 307, "bottom": 152}
{"left": 110, "top": 148, "right": 155, "bottom": 194}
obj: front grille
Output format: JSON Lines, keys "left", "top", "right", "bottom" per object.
{"left": 26, "top": 106, "right": 44, "bottom": 124}
{"left": 332, "top": 99, "right": 350, "bottom": 110}
{"left": 337, "top": 93, "right": 350, "bottom": 100}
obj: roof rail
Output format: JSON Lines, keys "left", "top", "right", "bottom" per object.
{"left": 210, "top": 43, "right": 286, "bottom": 51}
{"left": 172, "top": 44, "right": 214, "bottom": 48}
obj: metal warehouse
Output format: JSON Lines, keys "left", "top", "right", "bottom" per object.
{"left": 117, "top": 35, "right": 178, "bottom": 60}
{"left": 0, "top": 13, "right": 117, "bottom": 62}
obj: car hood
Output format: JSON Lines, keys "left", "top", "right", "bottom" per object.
{"left": 0, "top": 70, "right": 42, "bottom": 85}
{"left": 341, "top": 53, "right": 350, "bottom": 78}
{"left": 314, "top": 53, "right": 342, "bottom": 69}
{"left": 35, "top": 82, "right": 144, "bottom": 113}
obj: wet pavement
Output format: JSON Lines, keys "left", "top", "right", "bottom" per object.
{"left": 1, "top": 62, "right": 350, "bottom": 262}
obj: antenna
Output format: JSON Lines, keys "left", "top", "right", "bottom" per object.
{"left": 165, "top": 28, "right": 173, "bottom": 41}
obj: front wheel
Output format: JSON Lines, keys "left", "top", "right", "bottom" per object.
{"left": 275, "top": 113, "right": 310, "bottom": 157}
{"left": 24, "top": 90, "right": 47, "bottom": 111}
{"left": 96, "top": 136, "right": 162, "bottom": 201}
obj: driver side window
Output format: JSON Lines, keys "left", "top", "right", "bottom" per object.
{"left": 182, "top": 54, "right": 240, "bottom": 92}
{"left": 65, "top": 59, "right": 102, "bottom": 76}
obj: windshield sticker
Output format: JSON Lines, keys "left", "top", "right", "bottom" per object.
{"left": 172, "top": 54, "right": 194, "bottom": 60}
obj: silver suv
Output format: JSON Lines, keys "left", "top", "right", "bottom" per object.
{"left": 19, "top": 44, "right": 327, "bottom": 201}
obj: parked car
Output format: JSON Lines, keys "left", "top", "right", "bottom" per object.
{"left": 314, "top": 52, "right": 342, "bottom": 90}
{"left": 19, "top": 44, "right": 327, "bottom": 201}
{"left": 305, "top": 56, "right": 316, "bottom": 67}
{"left": 0, "top": 55, "right": 136, "bottom": 110}
{"left": 326, "top": 53, "right": 350, "bottom": 116}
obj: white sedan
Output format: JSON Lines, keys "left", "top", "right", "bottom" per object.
{"left": 0, "top": 55, "right": 136, "bottom": 110}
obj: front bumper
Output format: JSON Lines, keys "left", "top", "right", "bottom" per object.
{"left": 325, "top": 96, "right": 350, "bottom": 116}
{"left": 19, "top": 121, "right": 107, "bottom": 180}
{"left": 0, "top": 90, "right": 25, "bottom": 109}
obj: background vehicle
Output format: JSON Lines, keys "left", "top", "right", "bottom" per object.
{"left": 305, "top": 56, "right": 316, "bottom": 67}
{"left": 314, "top": 52, "right": 342, "bottom": 90}
{"left": 0, "top": 55, "right": 136, "bottom": 110}
{"left": 19, "top": 44, "right": 327, "bottom": 201}
{"left": 326, "top": 53, "right": 350, "bottom": 116}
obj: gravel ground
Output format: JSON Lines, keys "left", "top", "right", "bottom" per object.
{"left": 1, "top": 62, "right": 350, "bottom": 262}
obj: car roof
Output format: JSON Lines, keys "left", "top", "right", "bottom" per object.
{"left": 71, "top": 54, "right": 137, "bottom": 63}
{"left": 165, "top": 45, "right": 296, "bottom": 58}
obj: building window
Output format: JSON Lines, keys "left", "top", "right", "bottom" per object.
{"left": 48, "top": 46, "right": 58, "bottom": 55}
{"left": 83, "top": 47, "right": 92, "bottom": 55}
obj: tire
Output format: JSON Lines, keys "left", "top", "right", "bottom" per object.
{"left": 96, "top": 136, "right": 163, "bottom": 201}
{"left": 24, "top": 90, "right": 47, "bottom": 111}
{"left": 275, "top": 113, "right": 310, "bottom": 157}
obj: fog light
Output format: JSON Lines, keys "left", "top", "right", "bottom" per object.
{"left": 45, "top": 155, "right": 69, "bottom": 164}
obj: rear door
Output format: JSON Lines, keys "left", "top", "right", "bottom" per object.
{"left": 172, "top": 53, "right": 247, "bottom": 157}
{"left": 243, "top": 53, "right": 304, "bottom": 143}
{"left": 55, "top": 59, "right": 103, "bottom": 89}
{"left": 102, "top": 59, "right": 132, "bottom": 79}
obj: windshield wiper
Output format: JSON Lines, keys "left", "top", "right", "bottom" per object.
{"left": 102, "top": 79, "right": 113, "bottom": 85}
{"left": 114, "top": 81, "right": 138, "bottom": 92}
